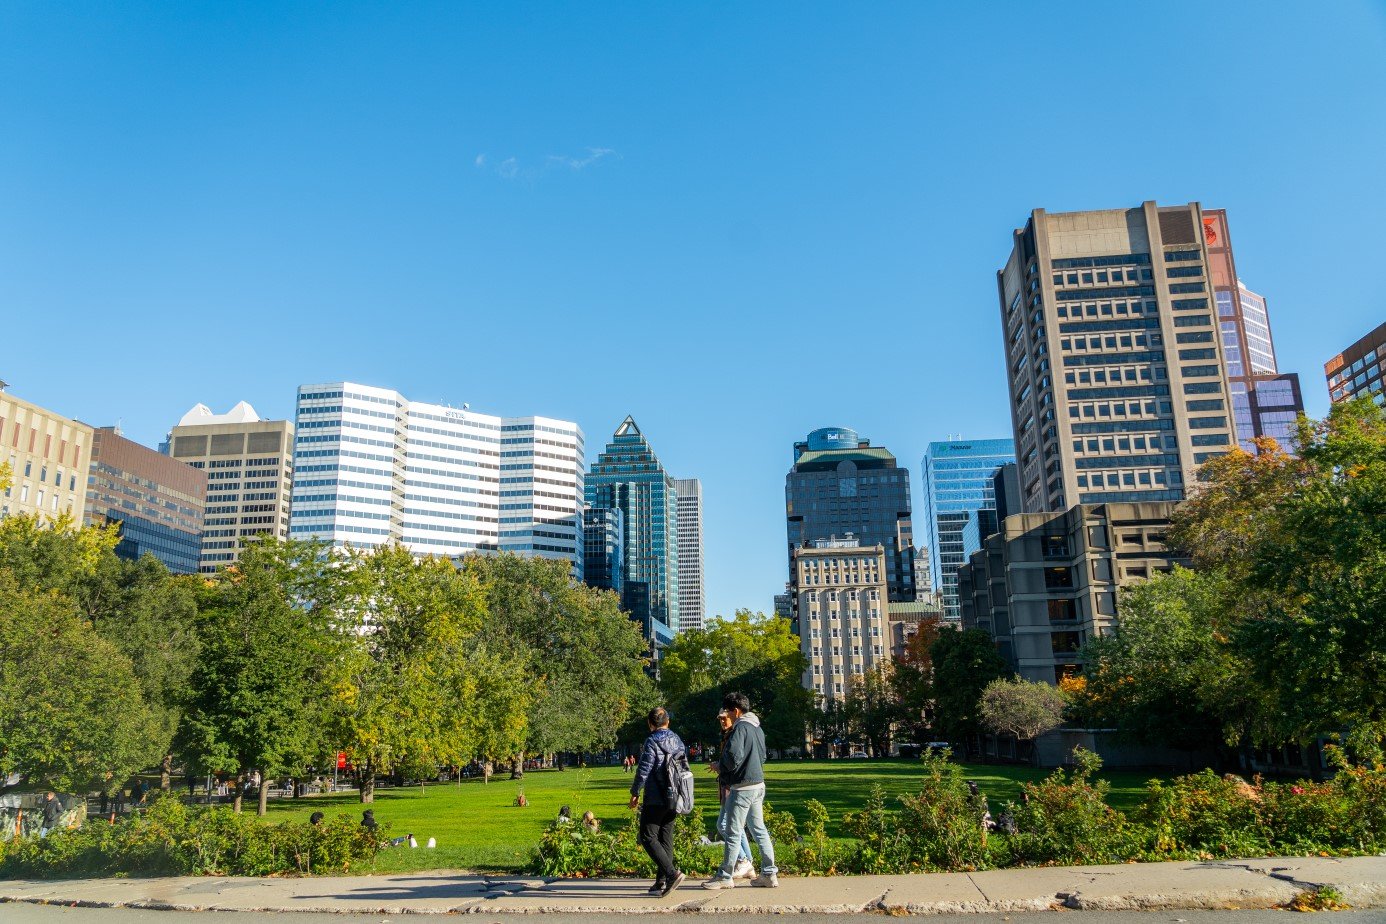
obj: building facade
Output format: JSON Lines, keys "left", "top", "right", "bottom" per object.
{"left": 1202, "top": 209, "right": 1306, "bottom": 451}
{"left": 585, "top": 417, "right": 679, "bottom": 645}
{"left": 786, "top": 427, "right": 915, "bottom": 605}
{"left": 86, "top": 426, "right": 207, "bottom": 574}
{"left": 0, "top": 387, "right": 92, "bottom": 523}
{"left": 673, "top": 477, "right": 705, "bottom": 631}
{"left": 997, "top": 202, "right": 1238, "bottom": 515}
{"left": 288, "top": 382, "right": 584, "bottom": 571}
{"left": 957, "top": 502, "right": 1183, "bottom": 684}
{"left": 886, "top": 598, "right": 944, "bottom": 660}
{"left": 921, "top": 439, "right": 1015, "bottom": 622}
{"left": 1326, "top": 321, "right": 1386, "bottom": 406}
{"left": 582, "top": 505, "right": 625, "bottom": 598}
{"left": 790, "top": 536, "right": 888, "bottom": 704}
{"left": 167, "top": 402, "right": 294, "bottom": 573}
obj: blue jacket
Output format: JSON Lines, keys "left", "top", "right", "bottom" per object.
{"left": 631, "top": 727, "right": 686, "bottom": 806}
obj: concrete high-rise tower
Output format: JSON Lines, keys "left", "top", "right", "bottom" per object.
{"left": 167, "top": 401, "right": 293, "bottom": 573}
{"left": 997, "top": 202, "right": 1238, "bottom": 514}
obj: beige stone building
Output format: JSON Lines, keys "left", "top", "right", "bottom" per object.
{"left": 997, "top": 202, "right": 1237, "bottom": 515}
{"left": 791, "top": 535, "right": 888, "bottom": 704}
{"left": 167, "top": 402, "right": 293, "bottom": 573}
{"left": 0, "top": 385, "right": 93, "bottom": 523}
{"left": 957, "top": 502, "right": 1185, "bottom": 684}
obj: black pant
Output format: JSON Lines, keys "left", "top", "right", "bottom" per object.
{"left": 638, "top": 803, "right": 679, "bottom": 882}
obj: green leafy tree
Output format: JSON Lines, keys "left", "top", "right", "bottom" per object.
{"left": 978, "top": 676, "right": 1067, "bottom": 763}
{"left": 332, "top": 544, "right": 528, "bottom": 800}
{"left": 0, "top": 514, "right": 200, "bottom": 788}
{"left": 890, "top": 615, "right": 943, "bottom": 743}
{"left": 930, "top": 628, "right": 1008, "bottom": 745}
{"left": 177, "top": 539, "right": 341, "bottom": 813}
{"left": 464, "top": 554, "right": 653, "bottom": 770}
{"left": 658, "top": 610, "right": 812, "bottom": 754}
{"left": 1170, "top": 398, "right": 1386, "bottom": 746}
{"left": 842, "top": 665, "right": 896, "bottom": 756}
{"left": 0, "top": 572, "right": 164, "bottom": 795}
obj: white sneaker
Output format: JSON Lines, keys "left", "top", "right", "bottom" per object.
{"left": 751, "top": 873, "right": 779, "bottom": 888}
{"left": 732, "top": 858, "right": 755, "bottom": 880}
{"left": 701, "top": 876, "right": 735, "bottom": 890}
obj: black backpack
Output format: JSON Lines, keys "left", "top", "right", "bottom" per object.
{"left": 664, "top": 746, "right": 695, "bottom": 815}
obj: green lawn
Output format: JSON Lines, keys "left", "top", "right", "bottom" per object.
{"left": 262, "top": 760, "right": 1165, "bottom": 873}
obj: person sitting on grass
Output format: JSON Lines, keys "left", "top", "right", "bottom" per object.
{"left": 581, "top": 810, "right": 600, "bottom": 832}
{"left": 556, "top": 805, "right": 573, "bottom": 824}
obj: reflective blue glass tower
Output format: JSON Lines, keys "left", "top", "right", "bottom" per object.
{"left": 922, "top": 439, "right": 1016, "bottom": 622}
{"left": 584, "top": 417, "right": 679, "bottom": 647}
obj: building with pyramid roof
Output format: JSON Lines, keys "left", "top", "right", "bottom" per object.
{"left": 584, "top": 416, "right": 680, "bottom": 647}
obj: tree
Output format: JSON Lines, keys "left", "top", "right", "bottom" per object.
{"left": 177, "top": 539, "right": 341, "bottom": 813}
{"left": 0, "top": 572, "right": 164, "bottom": 795}
{"left": 930, "top": 628, "right": 1008, "bottom": 745}
{"left": 332, "top": 544, "right": 528, "bottom": 801}
{"left": 1170, "top": 398, "right": 1386, "bottom": 745}
{"left": 1077, "top": 567, "right": 1262, "bottom": 752}
{"left": 842, "top": 665, "right": 896, "bottom": 756}
{"left": 978, "top": 677, "right": 1066, "bottom": 762}
{"left": 890, "top": 615, "right": 943, "bottom": 744}
{"left": 0, "top": 514, "right": 200, "bottom": 789}
{"left": 658, "top": 610, "right": 812, "bottom": 754}
{"left": 464, "top": 554, "right": 653, "bottom": 769}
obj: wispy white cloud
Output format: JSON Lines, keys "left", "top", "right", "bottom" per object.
{"left": 474, "top": 147, "right": 619, "bottom": 181}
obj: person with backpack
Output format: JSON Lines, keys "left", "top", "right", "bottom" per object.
{"left": 629, "top": 706, "right": 688, "bottom": 897}
{"left": 702, "top": 692, "right": 777, "bottom": 889}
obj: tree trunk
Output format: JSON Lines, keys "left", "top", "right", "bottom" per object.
{"left": 510, "top": 751, "right": 525, "bottom": 780}
{"left": 161, "top": 754, "right": 173, "bottom": 792}
{"left": 482, "top": 760, "right": 493, "bottom": 784}
{"left": 233, "top": 792, "right": 243, "bottom": 813}
{"left": 257, "top": 774, "right": 270, "bottom": 816}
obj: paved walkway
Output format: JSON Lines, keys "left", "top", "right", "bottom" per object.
{"left": 2, "top": 856, "right": 1384, "bottom": 914}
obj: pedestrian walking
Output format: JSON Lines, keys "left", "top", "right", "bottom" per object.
{"left": 709, "top": 708, "right": 754, "bottom": 880}
{"left": 629, "top": 706, "right": 686, "bottom": 897}
{"left": 39, "top": 792, "right": 61, "bottom": 837}
{"left": 702, "top": 692, "right": 778, "bottom": 889}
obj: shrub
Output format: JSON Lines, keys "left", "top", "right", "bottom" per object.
{"left": 1006, "top": 748, "right": 1138, "bottom": 866}
{"left": 894, "top": 751, "right": 990, "bottom": 871}
{"left": 1260, "top": 779, "right": 1356, "bottom": 854}
{"left": 1137, "top": 770, "right": 1268, "bottom": 858}
{"left": 0, "top": 794, "right": 379, "bottom": 878}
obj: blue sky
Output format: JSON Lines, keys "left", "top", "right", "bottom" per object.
{"left": 3, "top": 2, "right": 1384, "bottom": 620}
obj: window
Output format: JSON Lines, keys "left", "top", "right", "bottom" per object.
{"left": 1044, "top": 567, "right": 1073, "bottom": 589}
{"left": 1047, "top": 598, "right": 1077, "bottom": 621}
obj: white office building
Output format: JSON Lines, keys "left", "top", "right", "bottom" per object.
{"left": 290, "top": 382, "right": 584, "bottom": 572}
{"left": 673, "top": 477, "right": 705, "bottom": 631}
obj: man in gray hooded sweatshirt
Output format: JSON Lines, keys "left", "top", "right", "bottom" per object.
{"left": 702, "top": 692, "right": 778, "bottom": 889}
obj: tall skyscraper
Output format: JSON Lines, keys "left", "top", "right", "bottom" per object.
{"left": 86, "top": 426, "right": 206, "bottom": 574}
{"left": 785, "top": 427, "right": 915, "bottom": 604}
{"left": 585, "top": 417, "right": 679, "bottom": 645}
{"left": 997, "top": 202, "right": 1238, "bottom": 515}
{"left": 167, "top": 401, "right": 293, "bottom": 573}
{"left": 289, "top": 382, "right": 584, "bottom": 571}
{"left": 1326, "top": 321, "right": 1386, "bottom": 406}
{"left": 921, "top": 439, "right": 1015, "bottom": 621}
{"left": 673, "top": 477, "right": 705, "bottom": 631}
{"left": 0, "top": 385, "right": 92, "bottom": 524}
{"left": 1201, "top": 209, "right": 1305, "bottom": 451}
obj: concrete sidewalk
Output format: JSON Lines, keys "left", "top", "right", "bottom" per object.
{"left": 2, "top": 856, "right": 1383, "bottom": 915}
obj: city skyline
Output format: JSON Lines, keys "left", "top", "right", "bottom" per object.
{"left": 4, "top": 3, "right": 1383, "bottom": 622}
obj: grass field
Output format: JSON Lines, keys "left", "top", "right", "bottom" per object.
{"left": 262, "top": 760, "right": 1166, "bottom": 873}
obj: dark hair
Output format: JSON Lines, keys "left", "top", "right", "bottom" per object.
{"left": 309, "top": 811, "right": 325, "bottom": 825}
{"left": 647, "top": 706, "right": 671, "bottom": 728}
{"left": 558, "top": 805, "right": 571, "bottom": 818}
{"left": 722, "top": 692, "right": 750, "bottom": 714}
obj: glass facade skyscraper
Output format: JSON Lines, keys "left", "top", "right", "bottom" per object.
{"left": 785, "top": 427, "right": 915, "bottom": 604}
{"left": 922, "top": 439, "right": 1015, "bottom": 622}
{"left": 585, "top": 417, "right": 679, "bottom": 647}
